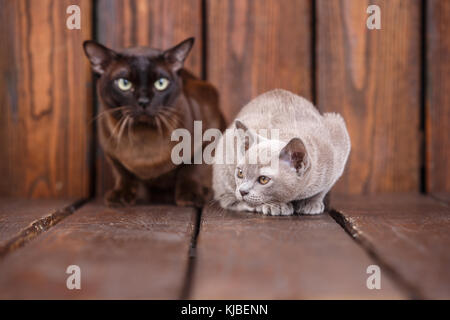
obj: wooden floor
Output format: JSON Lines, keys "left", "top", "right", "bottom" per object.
{"left": 0, "top": 194, "right": 449, "bottom": 299}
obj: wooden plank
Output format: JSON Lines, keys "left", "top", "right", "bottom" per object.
{"left": 191, "top": 204, "right": 406, "bottom": 299}
{"left": 97, "top": 0, "right": 202, "bottom": 76}
{"left": 426, "top": 0, "right": 450, "bottom": 199}
{"left": 0, "top": 0, "right": 93, "bottom": 198}
{"left": 96, "top": 0, "right": 203, "bottom": 195}
{"left": 317, "top": 0, "right": 421, "bottom": 194}
{"left": 0, "top": 198, "right": 75, "bottom": 246}
{"left": 207, "top": 0, "right": 312, "bottom": 123}
{"left": 331, "top": 193, "right": 450, "bottom": 299}
{"left": 0, "top": 202, "right": 196, "bottom": 299}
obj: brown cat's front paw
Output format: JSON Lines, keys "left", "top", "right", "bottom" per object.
{"left": 104, "top": 188, "right": 137, "bottom": 207}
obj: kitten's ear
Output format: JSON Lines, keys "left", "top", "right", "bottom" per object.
{"left": 235, "top": 120, "right": 256, "bottom": 151}
{"left": 164, "top": 37, "right": 195, "bottom": 72}
{"left": 83, "top": 40, "right": 117, "bottom": 75}
{"left": 279, "top": 138, "right": 309, "bottom": 174}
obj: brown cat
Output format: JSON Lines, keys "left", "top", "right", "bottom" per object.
{"left": 83, "top": 38, "right": 225, "bottom": 207}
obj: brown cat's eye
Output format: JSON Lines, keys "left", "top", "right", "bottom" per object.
{"left": 258, "top": 176, "right": 270, "bottom": 185}
{"left": 115, "top": 78, "right": 133, "bottom": 91}
{"left": 236, "top": 169, "right": 244, "bottom": 179}
{"left": 154, "top": 78, "right": 170, "bottom": 91}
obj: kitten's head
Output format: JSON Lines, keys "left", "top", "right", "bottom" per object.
{"left": 234, "top": 120, "right": 311, "bottom": 206}
{"left": 83, "top": 38, "right": 194, "bottom": 124}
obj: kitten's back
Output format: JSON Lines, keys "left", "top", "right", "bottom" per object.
{"left": 235, "top": 89, "right": 323, "bottom": 141}
{"left": 323, "top": 112, "right": 351, "bottom": 171}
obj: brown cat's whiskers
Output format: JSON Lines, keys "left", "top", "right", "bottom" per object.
{"left": 117, "top": 115, "right": 131, "bottom": 147}
{"left": 163, "top": 107, "right": 183, "bottom": 127}
{"left": 153, "top": 114, "right": 164, "bottom": 136}
{"left": 158, "top": 113, "right": 174, "bottom": 133}
{"left": 90, "top": 106, "right": 131, "bottom": 124}
{"left": 107, "top": 112, "right": 129, "bottom": 148}
{"left": 153, "top": 109, "right": 171, "bottom": 133}
{"left": 109, "top": 115, "right": 126, "bottom": 142}
{"left": 157, "top": 108, "right": 182, "bottom": 132}
{"left": 127, "top": 117, "right": 136, "bottom": 146}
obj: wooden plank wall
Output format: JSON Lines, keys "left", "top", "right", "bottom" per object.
{"left": 0, "top": 0, "right": 449, "bottom": 199}
{"left": 426, "top": 0, "right": 450, "bottom": 202}
{"left": 206, "top": 0, "right": 312, "bottom": 122}
{"left": 0, "top": 0, "right": 93, "bottom": 198}
{"left": 317, "top": 0, "right": 421, "bottom": 194}
{"left": 95, "top": 0, "right": 203, "bottom": 195}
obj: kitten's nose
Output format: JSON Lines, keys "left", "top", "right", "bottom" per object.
{"left": 239, "top": 189, "right": 249, "bottom": 197}
{"left": 138, "top": 97, "right": 150, "bottom": 108}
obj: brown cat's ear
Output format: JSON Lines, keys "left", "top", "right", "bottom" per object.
{"left": 163, "top": 37, "right": 195, "bottom": 72}
{"left": 279, "top": 138, "right": 309, "bottom": 174}
{"left": 83, "top": 40, "right": 117, "bottom": 75}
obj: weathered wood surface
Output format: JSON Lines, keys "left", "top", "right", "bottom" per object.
{"left": 98, "top": 0, "right": 202, "bottom": 76}
{"left": 317, "top": 0, "right": 421, "bottom": 194}
{"left": 426, "top": 0, "right": 450, "bottom": 200}
{"left": 0, "top": 0, "right": 93, "bottom": 198}
{"left": 0, "top": 199, "right": 74, "bottom": 246}
{"left": 331, "top": 194, "right": 450, "bottom": 299}
{"left": 207, "top": 0, "right": 312, "bottom": 123}
{"left": 96, "top": 0, "right": 203, "bottom": 195}
{"left": 191, "top": 204, "right": 405, "bottom": 299}
{"left": 0, "top": 203, "right": 196, "bottom": 299}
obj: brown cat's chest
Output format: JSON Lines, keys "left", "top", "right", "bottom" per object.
{"left": 99, "top": 119, "right": 179, "bottom": 180}
{"left": 118, "top": 140, "right": 176, "bottom": 180}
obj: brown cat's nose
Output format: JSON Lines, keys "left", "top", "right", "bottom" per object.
{"left": 239, "top": 189, "right": 249, "bottom": 197}
{"left": 138, "top": 97, "right": 150, "bottom": 108}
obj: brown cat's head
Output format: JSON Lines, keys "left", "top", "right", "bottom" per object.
{"left": 83, "top": 38, "right": 194, "bottom": 123}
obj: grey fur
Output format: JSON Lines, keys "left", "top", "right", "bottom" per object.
{"left": 212, "top": 89, "right": 351, "bottom": 215}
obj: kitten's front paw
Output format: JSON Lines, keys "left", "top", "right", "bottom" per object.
{"left": 294, "top": 200, "right": 324, "bottom": 215}
{"left": 256, "top": 202, "right": 294, "bottom": 216}
{"left": 104, "top": 188, "right": 137, "bottom": 207}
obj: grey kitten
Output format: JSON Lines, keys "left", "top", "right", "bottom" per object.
{"left": 212, "top": 89, "right": 351, "bottom": 215}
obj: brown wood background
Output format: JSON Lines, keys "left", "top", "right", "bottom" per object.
{"left": 317, "top": 0, "right": 421, "bottom": 194}
{"left": 0, "top": 0, "right": 93, "bottom": 198}
{"left": 426, "top": 0, "right": 450, "bottom": 202}
{"left": 0, "top": 0, "right": 449, "bottom": 200}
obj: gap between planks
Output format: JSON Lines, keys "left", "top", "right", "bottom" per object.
{"left": 429, "top": 194, "right": 450, "bottom": 207}
{"left": 185, "top": 205, "right": 409, "bottom": 299}
{"left": 328, "top": 208, "right": 422, "bottom": 299}
{"left": 0, "top": 198, "right": 201, "bottom": 299}
{"left": 328, "top": 193, "right": 450, "bottom": 299}
{"left": 0, "top": 198, "right": 88, "bottom": 259}
{"left": 179, "top": 207, "right": 203, "bottom": 299}
{"left": 4, "top": 194, "right": 444, "bottom": 299}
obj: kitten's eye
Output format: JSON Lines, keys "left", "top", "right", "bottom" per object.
{"left": 236, "top": 169, "right": 244, "bottom": 179}
{"left": 116, "top": 78, "right": 133, "bottom": 91}
{"left": 154, "top": 78, "right": 170, "bottom": 91}
{"left": 258, "top": 176, "right": 271, "bottom": 185}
